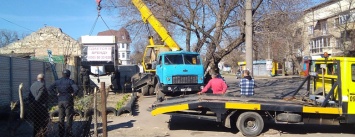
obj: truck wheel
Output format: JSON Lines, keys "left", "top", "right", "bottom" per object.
{"left": 141, "top": 85, "right": 149, "bottom": 96}
{"left": 236, "top": 112, "right": 264, "bottom": 136}
{"left": 149, "top": 86, "right": 155, "bottom": 95}
{"left": 155, "top": 84, "right": 165, "bottom": 102}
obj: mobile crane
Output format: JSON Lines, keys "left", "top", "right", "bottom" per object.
{"left": 130, "top": 0, "right": 205, "bottom": 101}
{"left": 149, "top": 53, "right": 355, "bottom": 136}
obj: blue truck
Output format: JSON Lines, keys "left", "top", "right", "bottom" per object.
{"left": 131, "top": 0, "right": 204, "bottom": 101}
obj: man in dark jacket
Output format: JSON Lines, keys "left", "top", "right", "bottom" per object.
{"left": 80, "top": 67, "right": 91, "bottom": 95}
{"left": 49, "top": 69, "right": 79, "bottom": 137}
{"left": 110, "top": 69, "right": 121, "bottom": 94}
{"left": 29, "top": 73, "right": 49, "bottom": 137}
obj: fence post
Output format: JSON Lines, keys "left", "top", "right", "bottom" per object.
{"left": 28, "top": 60, "right": 31, "bottom": 88}
{"left": 9, "top": 57, "right": 13, "bottom": 101}
{"left": 100, "top": 82, "right": 107, "bottom": 137}
{"left": 94, "top": 87, "right": 98, "bottom": 137}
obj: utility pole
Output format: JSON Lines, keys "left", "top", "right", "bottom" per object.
{"left": 245, "top": 0, "right": 253, "bottom": 76}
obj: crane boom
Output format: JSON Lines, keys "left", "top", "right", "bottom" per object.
{"left": 132, "top": 0, "right": 181, "bottom": 51}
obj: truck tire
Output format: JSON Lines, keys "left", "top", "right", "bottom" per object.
{"left": 155, "top": 84, "right": 165, "bottom": 102}
{"left": 141, "top": 85, "right": 149, "bottom": 96}
{"left": 276, "top": 113, "right": 301, "bottom": 123}
{"left": 236, "top": 112, "right": 264, "bottom": 136}
{"left": 149, "top": 86, "right": 155, "bottom": 95}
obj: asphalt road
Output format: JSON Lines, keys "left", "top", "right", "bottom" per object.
{"left": 107, "top": 75, "right": 355, "bottom": 137}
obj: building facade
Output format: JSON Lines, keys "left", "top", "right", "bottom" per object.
{"left": 98, "top": 28, "right": 132, "bottom": 65}
{"left": 302, "top": 0, "right": 355, "bottom": 56}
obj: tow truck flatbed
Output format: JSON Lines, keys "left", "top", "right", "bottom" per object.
{"left": 151, "top": 94, "right": 341, "bottom": 116}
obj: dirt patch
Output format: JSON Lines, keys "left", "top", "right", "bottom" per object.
{"left": 106, "top": 92, "right": 132, "bottom": 110}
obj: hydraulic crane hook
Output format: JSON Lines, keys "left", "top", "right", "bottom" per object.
{"left": 96, "top": 0, "right": 102, "bottom": 14}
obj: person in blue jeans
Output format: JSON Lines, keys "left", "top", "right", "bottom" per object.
{"left": 239, "top": 70, "right": 255, "bottom": 96}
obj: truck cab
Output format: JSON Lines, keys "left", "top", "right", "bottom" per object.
{"left": 311, "top": 56, "right": 355, "bottom": 123}
{"left": 155, "top": 51, "right": 204, "bottom": 95}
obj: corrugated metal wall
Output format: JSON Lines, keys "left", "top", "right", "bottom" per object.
{"left": 0, "top": 56, "right": 11, "bottom": 106}
{"left": 0, "top": 55, "right": 79, "bottom": 107}
{"left": 12, "top": 58, "right": 30, "bottom": 101}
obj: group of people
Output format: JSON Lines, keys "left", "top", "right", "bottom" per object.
{"left": 29, "top": 67, "right": 121, "bottom": 137}
{"left": 198, "top": 69, "right": 255, "bottom": 96}
{"left": 30, "top": 69, "right": 78, "bottom": 137}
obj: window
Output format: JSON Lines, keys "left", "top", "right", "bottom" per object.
{"left": 127, "top": 53, "right": 130, "bottom": 58}
{"left": 165, "top": 55, "right": 183, "bottom": 64}
{"left": 327, "top": 63, "right": 338, "bottom": 75}
{"left": 120, "top": 43, "right": 123, "bottom": 49}
{"left": 121, "top": 43, "right": 125, "bottom": 49}
{"left": 320, "top": 21, "right": 328, "bottom": 35}
{"left": 158, "top": 56, "right": 162, "bottom": 65}
{"left": 339, "top": 14, "right": 350, "bottom": 25}
{"left": 352, "top": 64, "right": 355, "bottom": 81}
{"left": 122, "top": 53, "right": 125, "bottom": 58}
{"left": 308, "top": 25, "right": 314, "bottom": 35}
{"left": 184, "top": 54, "right": 201, "bottom": 65}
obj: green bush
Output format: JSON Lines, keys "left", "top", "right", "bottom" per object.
{"left": 116, "top": 94, "right": 130, "bottom": 110}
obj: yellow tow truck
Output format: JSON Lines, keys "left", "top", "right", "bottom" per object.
{"left": 149, "top": 54, "right": 355, "bottom": 136}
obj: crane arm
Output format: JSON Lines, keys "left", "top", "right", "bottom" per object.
{"left": 132, "top": 0, "right": 181, "bottom": 51}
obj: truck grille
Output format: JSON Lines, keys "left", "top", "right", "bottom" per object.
{"left": 172, "top": 75, "right": 198, "bottom": 84}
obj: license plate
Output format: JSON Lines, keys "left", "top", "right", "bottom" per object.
{"left": 181, "top": 88, "right": 192, "bottom": 91}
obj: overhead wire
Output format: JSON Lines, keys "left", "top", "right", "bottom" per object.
{"left": 0, "top": 17, "right": 35, "bottom": 32}
{"left": 89, "top": 15, "right": 100, "bottom": 35}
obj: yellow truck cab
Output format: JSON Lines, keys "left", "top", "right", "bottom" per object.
{"left": 312, "top": 55, "right": 355, "bottom": 117}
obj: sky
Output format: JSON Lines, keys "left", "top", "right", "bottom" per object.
{"left": 0, "top": 0, "right": 327, "bottom": 41}
{"left": 0, "top": 0, "right": 119, "bottom": 40}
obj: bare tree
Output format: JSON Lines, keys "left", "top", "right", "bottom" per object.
{"left": 0, "top": 29, "right": 21, "bottom": 48}
{"left": 254, "top": 0, "right": 311, "bottom": 74}
{"left": 102, "top": 0, "right": 263, "bottom": 73}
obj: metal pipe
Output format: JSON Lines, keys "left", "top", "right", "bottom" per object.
{"left": 321, "top": 82, "right": 337, "bottom": 107}
{"left": 101, "top": 82, "right": 107, "bottom": 137}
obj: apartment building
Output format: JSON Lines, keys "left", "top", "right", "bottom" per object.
{"left": 302, "top": 0, "right": 355, "bottom": 56}
{"left": 98, "top": 28, "right": 132, "bottom": 65}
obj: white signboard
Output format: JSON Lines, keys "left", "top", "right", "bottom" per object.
{"left": 87, "top": 46, "right": 112, "bottom": 61}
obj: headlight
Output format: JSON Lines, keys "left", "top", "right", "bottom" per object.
{"left": 167, "top": 77, "right": 170, "bottom": 81}
{"left": 168, "top": 87, "right": 172, "bottom": 90}
{"left": 200, "top": 77, "right": 203, "bottom": 80}
{"left": 200, "top": 86, "right": 204, "bottom": 89}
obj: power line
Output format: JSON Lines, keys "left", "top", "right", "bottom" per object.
{"left": 0, "top": 17, "right": 35, "bottom": 32}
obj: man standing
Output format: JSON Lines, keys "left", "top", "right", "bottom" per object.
{"left": 80, "top": 67, "right": 91, "bottom": 95}
{"left": 49, "top": 69, "right": 79, "bottom": 137}
{"left": 29, "top": 74, "right": 49, "bottom": 137}
{"left": 239, "top": 70, "right": 255, "bottom": 96}
{"left": 110, "top": 68, "right": 121, "bottom": 94}
{"left": 198, "top": 71, "right": 228, "bottom": 95}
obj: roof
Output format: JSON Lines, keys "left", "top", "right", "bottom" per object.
{"left": 97, "top": 28, "right": 131, "bottom": 43}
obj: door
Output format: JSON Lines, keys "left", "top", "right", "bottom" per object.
{"left": 348, "top": 64, "right": 355, "bottom": 114}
